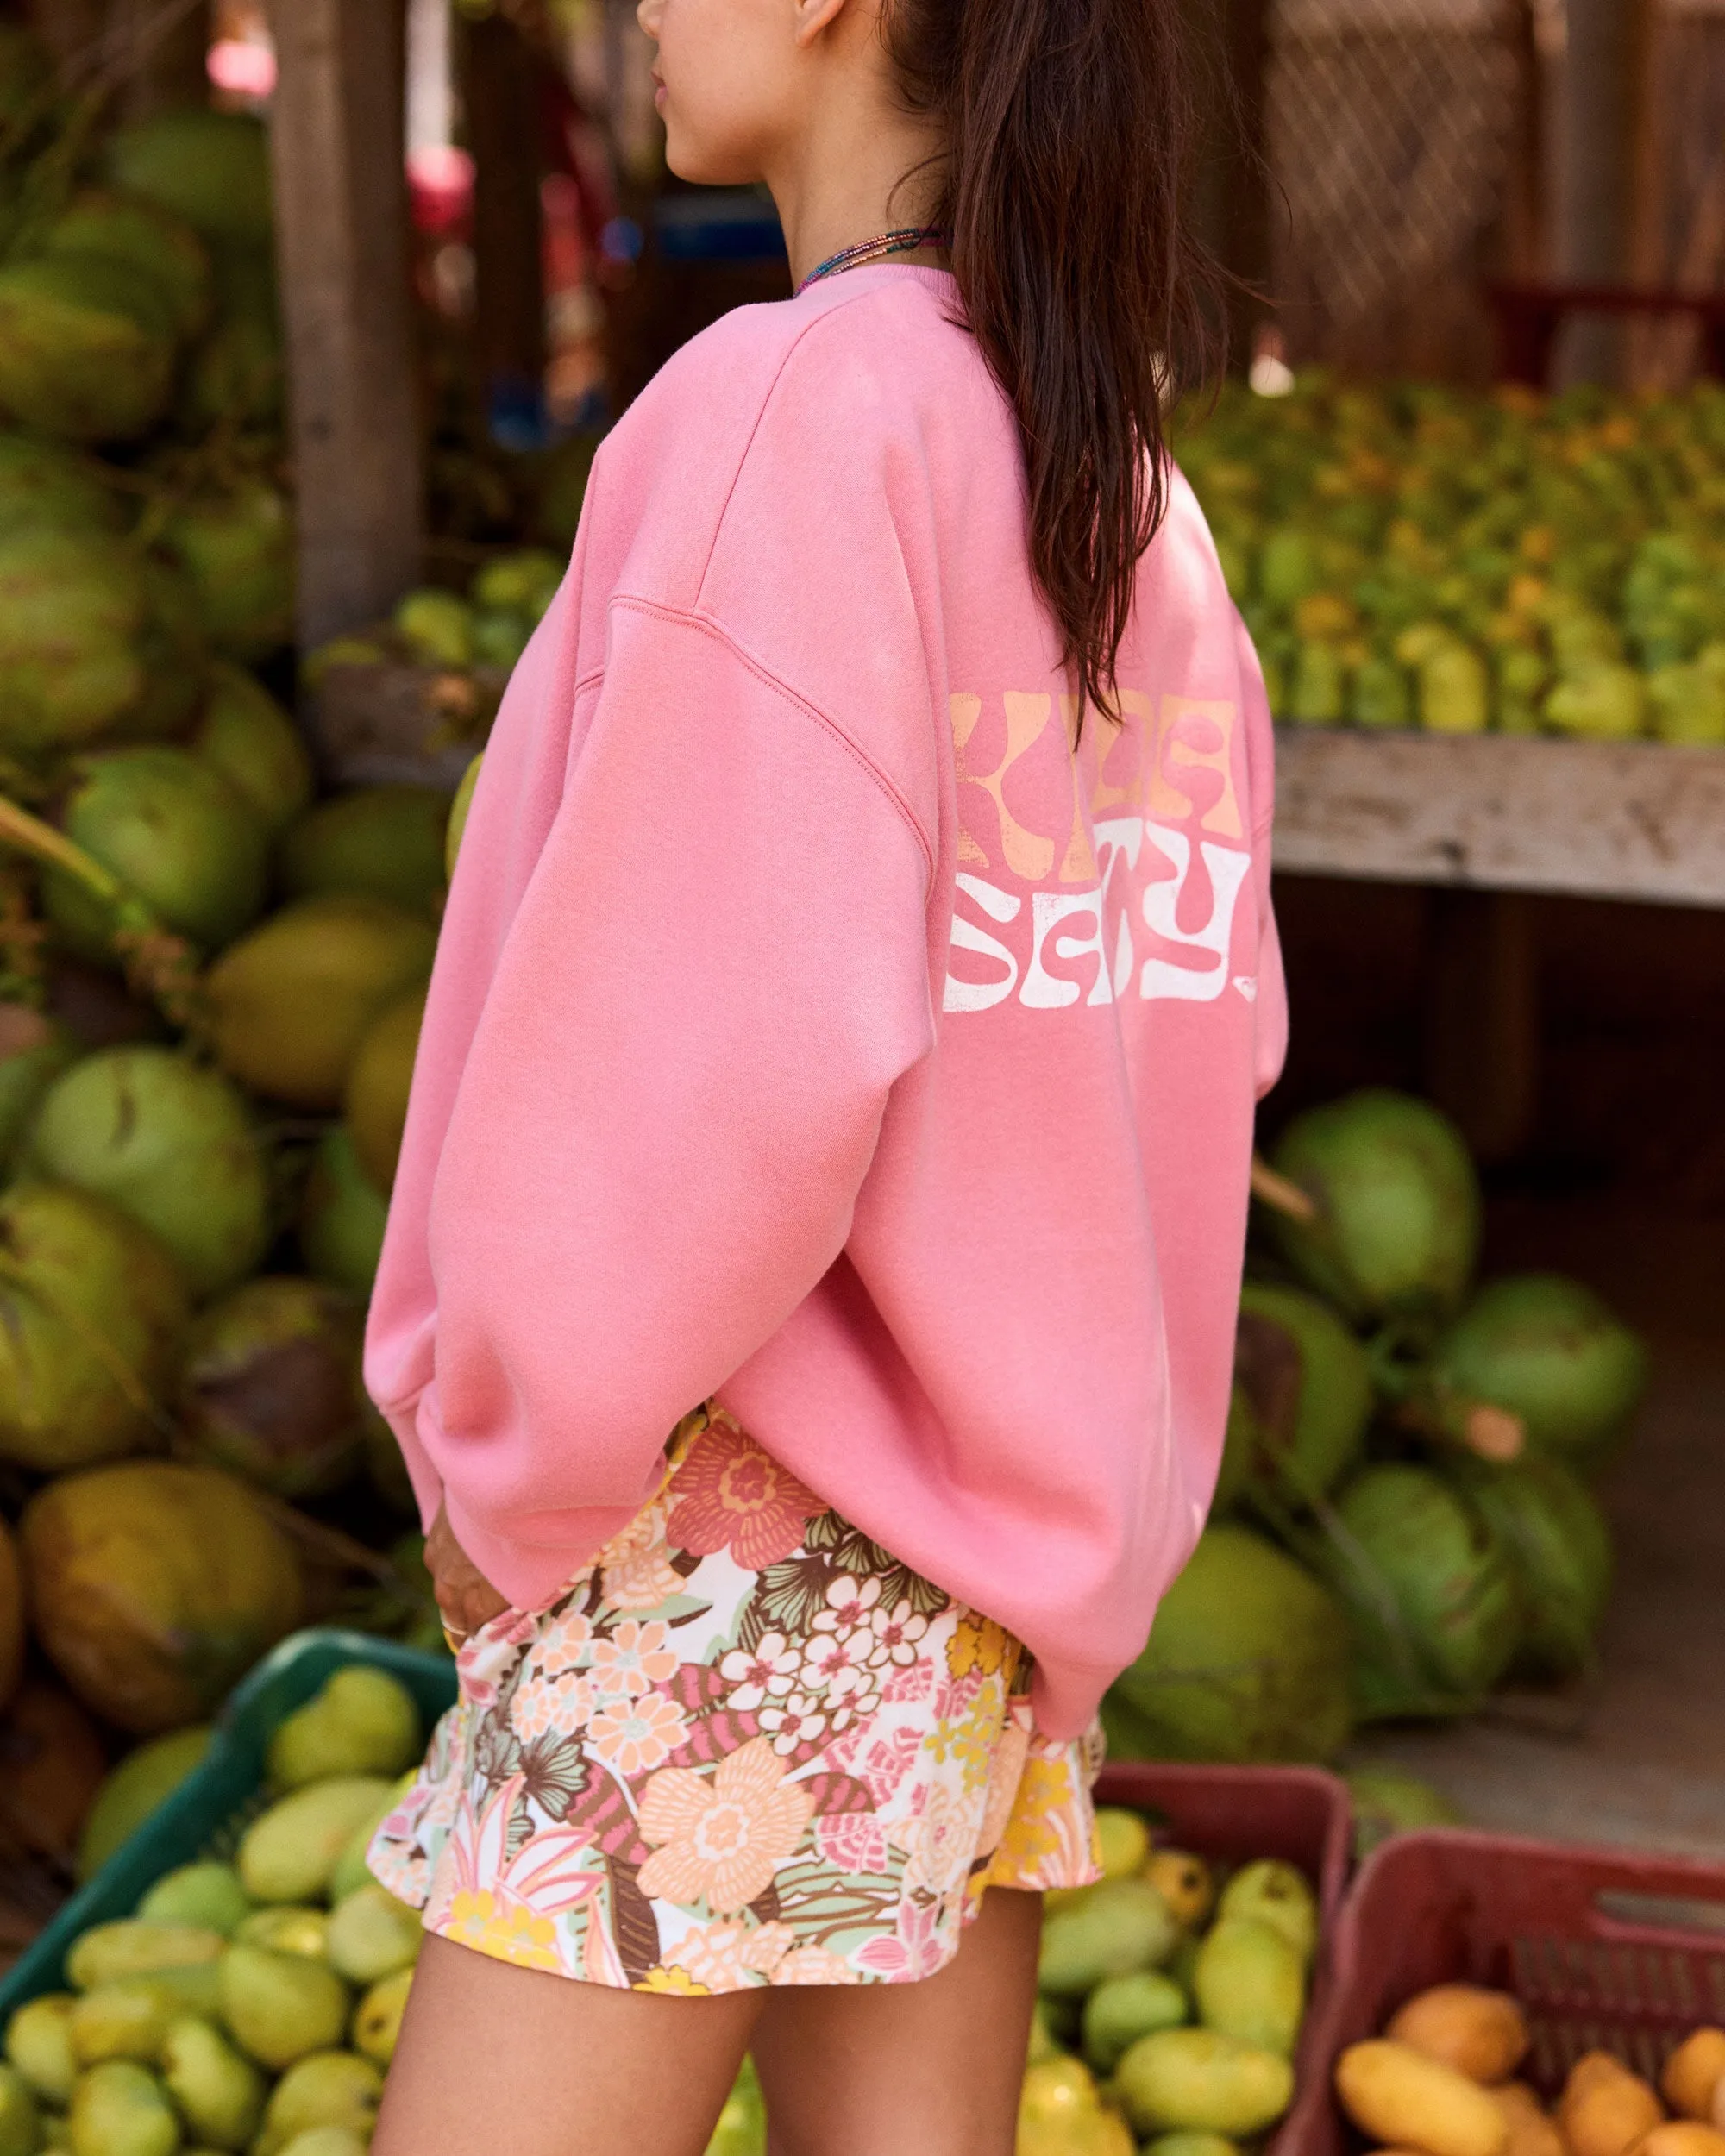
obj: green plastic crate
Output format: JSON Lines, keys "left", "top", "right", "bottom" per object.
{"left": 0, "top": 1627, "right": 456, "bottom": 2021}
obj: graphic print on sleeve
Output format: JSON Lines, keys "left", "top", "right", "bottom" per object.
{"left": 943, "top": 690, "right": 1257, "bottom": 1015}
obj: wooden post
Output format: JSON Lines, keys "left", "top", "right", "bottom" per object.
{"left": 1556, "top": 0, "right": 1640, "bottom": 379}
{"left": 463, "top": 9, "right": 547, "bottom": 414}
{"left": 104, "top": 0, "right": 210, "bottom": 116}
{"left": 1422, "top": 888, "right": 1540, "bottom": 1167}
{"left": 266, "top": 0, "right": 423, "bottom": 649}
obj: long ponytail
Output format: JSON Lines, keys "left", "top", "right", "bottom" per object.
{"left": 886, "top": 0, "right": 1221, "bottom": 723}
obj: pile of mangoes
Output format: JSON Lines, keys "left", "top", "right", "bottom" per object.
{"left": 1336, "top": 1982, "right": 1725, "bottom": 2155}
{"left": 0, "top": 1664, "right": 425, "bottom": 2154}
{"left": 1176, "top": 375, "right": 1725, "bottom": 743}
{"left": 1017, "top": 1805, "right": 1319, "bottom": 2155}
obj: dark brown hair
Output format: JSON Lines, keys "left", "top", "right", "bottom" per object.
{"left": 886, "top": 0, "right": 1221, "bottom": 722}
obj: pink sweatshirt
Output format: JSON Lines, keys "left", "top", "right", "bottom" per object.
{"left": 366, "top": 264, "right": 1286, "bottom": 1741}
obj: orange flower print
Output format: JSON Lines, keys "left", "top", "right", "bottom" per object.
{"left": 587, "top": 1619, "right": 679, "bottom": 1702}
{"left": 599, "top": 1501, "right": 685, "bottom": 1613}
{"left": 637, "top": 1736, "right": 814, "bottom": 1913}
{"left": 666, "top": 1415, "right": 823, "bottom": 1569}
{"left": 511, "top": 1671, "right": 592, "bottom": 1744}
{"left": 663, "top": 1915, "right": 794, "bottom": 1990}
{"left": 533, "top": 1611, "right": 594, "bottom": 1677}
{"left": 585, "top": 1690, "right": 689, "bottom": 1778}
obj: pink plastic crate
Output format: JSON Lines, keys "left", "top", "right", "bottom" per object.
{"left": 1285, "top": 1827, "right": 1725, "bottom": 2153}
{"left": 1095, "top": 1760, "right": 1353, "bottom": 2154}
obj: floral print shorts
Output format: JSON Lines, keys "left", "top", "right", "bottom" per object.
{"left": 370, "top": 1406, "right": 1103, "bottom": 1993}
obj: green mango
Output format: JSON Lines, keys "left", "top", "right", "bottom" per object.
{"left": 217, "top": 1945, "right": 349, "bottom": 2072}
{"left": 5, "top": 1993, "right": 75, "bottom": 2104}
{"left": 253, "top": 2051, "right": 382, "bottom": 2156}
{"left": 1082, "top": 1971, "right": 1188, "bottom": 2074}
{"left": 137, "top": 1864, "right": 251, "bottom": 1938}
{"left": 327, "top": 1776, "right": 412, "bottom": 1904}
{"left": 324, "top": 1886, "right": 421, "bottom": 1987}
{"left": 238, "top": 1778, "right": 396, "bottom": 1905}
{"left": 68, "top": 1980, "right": 182, "bottom": 2067}
{"left": 1114, "top": 2028, "right": 1294, "bottom": 2138}
{"left": 1141, "top": 2137, "right": 1240, "bottom": 2156}
{"left": 233, "top": 1908, "right": 328, "bottom": 1962}
{"left": 1544, "top": 661, "right": 1646, "bottom": 740}
{"left": 191, "top": 664, "right": 312, "bottom": 837}
{"left": 1215, "top": 1861, "right": 1319, "bottom": 1967}
{"left": 1349, "top": 652, "right": 1410, "bottom": 730}
{"left": 68, "top": 1923, "right": 226, "bottom": 1994}
{"left": 66, "top": 2059, "right": 180, "bottom": 2156}
{"left": 267, "top": 1668, "right": 420, "bottom": 1791}
{"left": 350, "top": 1967, "right": 411, "bottom": 2068}
{"left": 78, "top": 1730, "right": 211, "bottom": 1881}
{"left": 445, "top": 755, "right": 482, "bottom": 881}
{"left": 275, "top": 2132, "right": 368, "bottom": 2156}
{"left": 0, "top": 2064, "right": 36, "bottom": 2156}
{"left": 1288, "top": 639, "right": 1345, "bottom": 725}
{"left": 160, "top": 2015, "right": 264, "bottom": 2150}
{"left": 1038, "top": 1879, "right": 1178, "bottom": 1998}
{"left": 1192, "top": 1918, "right": 1304, "bottom": 2057}
{"left": 392, "top": 589, "right": 473, "bottom": 668}
{"left": 1416, "top": 640, "right": 1490, "bottom": 733}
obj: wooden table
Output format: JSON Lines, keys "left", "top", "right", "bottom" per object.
{"left": 1271, "top": 728, "right": 1725, "bottom": 908}
{"left": 1269, "top": 727, "right": 1725, "bottom": 1158}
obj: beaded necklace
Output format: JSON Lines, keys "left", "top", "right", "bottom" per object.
{"left": 796, "top": 225, "right": 950, "bottom": 295}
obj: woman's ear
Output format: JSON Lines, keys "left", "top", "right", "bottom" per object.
{"left": 792, "top": 0, "right": 853, "bottom": 48}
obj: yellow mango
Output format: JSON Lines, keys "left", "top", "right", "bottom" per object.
{"left": 1559, "top": 2055, "right": 1662, "bottom": 2156}
{"left": 1095, "top": 1809, "right": 1151, "bottom": 1883}
{"left": 1144, "top": 1853, "right": 1215, "bottom": 1932}
{"left": 1665, "top": 2032, "right": 1725, "bottom": 2122}
{"left": 1387, "top": 1985, "right": 1530, "bottom": 2084}
{"left": 1491, "top": 2081, "right": 1565, "bottom": 2156}
{"left": 1333, "top": 2040, "right": 1509, "bottom": 2156}
{"left": 1640, "top": 2128, "right": 1725, "bottom": 2156}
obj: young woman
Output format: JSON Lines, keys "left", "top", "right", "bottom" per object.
{"left": 365, "top": 0, "right": 1285, "bottom": 2144}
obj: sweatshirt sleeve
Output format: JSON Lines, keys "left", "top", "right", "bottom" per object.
{"left": 367, "top": 599, "right": 938, "bottom": 1609}
{"left": 1235, "top": 605, "right": 1289, "bottom": 1100}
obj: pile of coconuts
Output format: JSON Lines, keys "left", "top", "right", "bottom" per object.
{"left": 1106, "top": 1087, "right": 1647, "bottom": 1765}
{"left": 0, "top": 29, "right": 524, "bottom": 1950}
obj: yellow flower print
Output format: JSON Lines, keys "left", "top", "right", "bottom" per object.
{"left": 930, "top": 1672, "right": 1007, "bottom": 1794}
{"left": 444, "top": 1890, "right": 565, "bottom": 1974}
{"left": 635, "top": 1965, "right": 712, "bottom": 1996}
{"left": 946, "top": 1610, "right": 1010, "bottom": 1680}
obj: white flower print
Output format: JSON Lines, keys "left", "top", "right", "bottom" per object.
{"left": 757, "top": 1689, "right": 830, "bottom": 1756}
{"left": 812, "top": 1572, "right": 882, "bottom": 1639}
{"left": 869, "top": 1598, "right": 930, "bottom": 1666}
{"left": 718, "top": 1633, "right": 800, "bottom": 1712}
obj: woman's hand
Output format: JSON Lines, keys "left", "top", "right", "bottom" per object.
{"left": 425, "top": 1501, "right": 510, "bottom": 1645}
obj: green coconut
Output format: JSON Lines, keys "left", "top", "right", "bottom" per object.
{"left": 1322, "top": 1463, "right": 1521, "bottom": 1720}
{"left": 298, "top": 1125, "right": 388, "bottom": 1299}
{"left": 1230, "top": 1281, "right": 1372, "bottom": 1504}
{"left": 1432, "top": 1274, "right": 1647, "bottom": 1467}
{"left": 1107, "top": 1524, "right": 1355, "bottom": 1764}
{"left": 159, "top": 477, "right": 294, "bottom": 661}
{"left": 0, "top": 1003, "right": 76, "bottom": 1167}
{"left": 25, "top": 1046, "right": 271, "bottom": 1299}
{"left": 0, "top": 253, "right": 179, "bottom": 442}
{"left": 1447, "top": 1455, "right": 1614, "bottom": 1680}
{"left": 279, "top": 786, "right": 453, "bottom": 916}
{"left": 190, "top": 662, "right": 312, "bottom": 835}
{"left": 178, "top": 1276, "right": 368, "bottom": 1499}
{"left": 1267, "top": 1089, "right": 1481, "bottom": 1321}
{"left": 0, "top": 1181, "right": 188, "bottom": 1474}
{"left": 102, "top": 111, "right": 273, "bottom": 248}
{"left": 0, "top": 432, "right": 120, "bottom": 540}
{"left": 21, "top": 1461, "right": 300, "bottom": 1733}
{"left": 207, "top": 895, "right": 437, "bottom": 1112}
{"left": 181, "top": 294, "right": 283, "bottom": 436}
{"left": 44, "top": 190, "right": 212, "bottom": 342}
{"left": 44, "top": 746, "right": 267, "bottom": 962}
{"left": 344, "top": 989, "right": 423, "bottom": 1197}
{"left": 78, "top": 1727, "right": 212, "bottom": 1880}
{"left": 110, "top": 557, "right": 209, "bottom": 744}
{"left": 0, "top": 530, "right": 176, "bottom": 751}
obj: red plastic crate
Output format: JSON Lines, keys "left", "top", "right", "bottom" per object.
{"left": 1285, "top": 1827, "right": 1725, "bottom": 2154}
{"left": 1095, "top": 1760, "right": 1353, "bottom": 2155}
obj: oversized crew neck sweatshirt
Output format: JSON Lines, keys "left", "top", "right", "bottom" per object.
{"left": 365, "top": 264, "right": 1287, "bottom": 1742}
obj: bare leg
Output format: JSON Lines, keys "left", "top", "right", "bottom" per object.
{"left": 372, "top": 1932, "right": 763, "bottom": 2156}
{"left": 750, "top": 1887, "right": 1041, "bottom": 2156}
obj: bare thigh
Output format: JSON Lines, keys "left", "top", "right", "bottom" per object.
{"left": 750, "top": 1887, "right": 1042, "bottom": 2156}
{"left": 371, "top": 1932, "right": 762, "bottom": 2156}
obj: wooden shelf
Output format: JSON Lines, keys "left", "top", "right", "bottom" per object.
{"left": 1271, "top": 728, "right": 1725, "bottom": 908}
